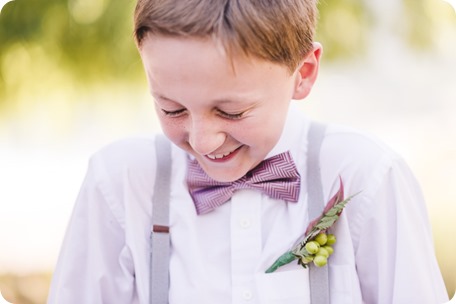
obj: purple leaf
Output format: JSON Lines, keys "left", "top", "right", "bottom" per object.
{"left": 323, "top": 177, "right": 344, "bottom": 213}
{"left": 305, "top": 177, "right": 344, "bottom": 235}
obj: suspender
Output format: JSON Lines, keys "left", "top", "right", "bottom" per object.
{"left": 307, "top": 122, "right": 330, "bottom": 304}
{"left": 150, "top": 135, "right": 171, "bottom": 304}
{"left": 150, "top": 122, "right": 329, "bottom": 304}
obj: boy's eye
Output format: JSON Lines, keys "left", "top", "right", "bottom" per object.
{"left": 217, "top": 110, "right": 244, "bottom": 120}
{"left": 161, "top": 108, "right": 186, "bottom": 117}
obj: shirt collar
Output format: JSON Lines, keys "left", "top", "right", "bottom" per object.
{"left": 265, "top": 103, "right": 310, "bottom": 164}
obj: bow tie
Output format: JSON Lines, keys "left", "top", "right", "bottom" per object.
{"left": 186, "top": 151, "right": 301, "bottom": 215}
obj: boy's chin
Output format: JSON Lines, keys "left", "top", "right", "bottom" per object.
{"left": 198, "top": 164, "right": 252, "bottom": 183}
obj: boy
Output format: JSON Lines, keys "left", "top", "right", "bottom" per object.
{"left": 48, "top": 0, "right": 449, "bottom": 303}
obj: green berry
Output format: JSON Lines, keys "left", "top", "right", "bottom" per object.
{"left": 314, "top": 233, "right": 328, "bottom": 246}
{"left": 317, "top": 247, "right": 330, "bottom": 258}
{"left": 313, "top": 255, "right": 327, "bottom": 267}
{"left": 305, "top": 241, "right": 320, "bottom": 254}
{"left": 323, "top": 245, "right": 334, "bottom": 255}
{"left": 326, "top": 234, "right": 336, "bottom": 245}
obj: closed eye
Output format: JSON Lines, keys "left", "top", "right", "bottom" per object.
{"left": 217, "top": 110, "right": 244, "bottom": 120}
{"left": 161, "top": 108, "right": 186, "bottom": 117}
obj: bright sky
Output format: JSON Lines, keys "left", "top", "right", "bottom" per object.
{"left": 0, "top": 145, "right": 88, "bottom": 272}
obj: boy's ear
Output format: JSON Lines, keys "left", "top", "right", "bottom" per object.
{"left": 292, "top": 42, "right": 322, "bottom": 100}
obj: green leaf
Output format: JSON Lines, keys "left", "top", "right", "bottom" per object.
{"left": 265, "top": 251, "right": 297, "bottom": 273}
{"left": 325, "top": 208, "right": 339, "bottom": 217}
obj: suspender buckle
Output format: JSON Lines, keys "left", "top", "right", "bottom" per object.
{"left": 152, "top": 225, "right": 169, "bottom": 233}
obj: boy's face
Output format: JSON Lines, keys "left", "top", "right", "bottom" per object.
{"left": 140, "top": 36, "right": 320, "bottom": 182}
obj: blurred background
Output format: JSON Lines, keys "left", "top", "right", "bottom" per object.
{"left": 0, "top": 0, "right": 455, "bottom": 303}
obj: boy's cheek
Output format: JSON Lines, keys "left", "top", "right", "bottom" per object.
{"left": 158, "top": 121, "right": 186, "bottom": 144}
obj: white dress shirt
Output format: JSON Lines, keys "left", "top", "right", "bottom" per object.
{"left": 48, "top": 104, "right": 448, "bottom": 304}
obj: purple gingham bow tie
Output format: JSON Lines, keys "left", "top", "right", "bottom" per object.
{"left": 187, "top": 151, "right": 301, "bottom": 215}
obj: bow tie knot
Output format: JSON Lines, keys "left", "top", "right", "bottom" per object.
{"left": 187, "top": 151, "right": 301, "bottom": 215}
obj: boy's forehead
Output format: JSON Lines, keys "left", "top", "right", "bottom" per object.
{"left": 140, "top": 35, "right": 297, "bottom": 107}
{"left": 140, "top": 34, "right": 291, "bottom": 77}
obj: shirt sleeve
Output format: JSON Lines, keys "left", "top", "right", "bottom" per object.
{"left": 47, "top": 156, "right": 137, "bottom": 304}
{"left": 353, "top": 156, "right": 448, "bottom": 304}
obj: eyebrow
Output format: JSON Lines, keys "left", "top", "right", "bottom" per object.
{"left": 152, "top": 93, "right": 175, "bottom": 102}
{"left": 152, "top": 92, "right": 258, "bottom": 106}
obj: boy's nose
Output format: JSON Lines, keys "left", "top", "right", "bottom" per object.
{"left": 188, "top": 119, "right": 225, "bottom": 156}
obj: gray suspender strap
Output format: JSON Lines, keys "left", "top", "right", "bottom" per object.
{"left": 307, "top": 122, "right": 330, "bottom": 304}
{"left": 150, "top": 135, "right": 171, "bottom": 304}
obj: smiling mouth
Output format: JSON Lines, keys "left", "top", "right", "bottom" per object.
{"left": 205, "top": 146, "right": 242, "bottom": 161}
{"left": 206, "top": 151, "right": 232, "bottom": 160}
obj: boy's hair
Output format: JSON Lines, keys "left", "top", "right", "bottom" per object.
{"left": 134, "top": 0, "right": 318, "bottom": 72}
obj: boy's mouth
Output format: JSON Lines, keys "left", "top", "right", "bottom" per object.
{"left": 206, "top": 151, "right": 232, "bottom": 160}
{"left": 205, "top": 146, "right": 242, "bottom": 161}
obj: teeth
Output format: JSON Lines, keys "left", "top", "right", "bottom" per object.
{"left": 222, "top": 151, "right": 231, "bottom": 157}
{"left": 207, "top": 151, "right": 233, "bottom": 160}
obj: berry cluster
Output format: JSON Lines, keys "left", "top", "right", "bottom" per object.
{"left": 298, "top": 232, "right": 336, "bottom": 267}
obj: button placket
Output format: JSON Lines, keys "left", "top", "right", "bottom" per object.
{"left": 240, "top": 218, "right": 252, "bottom": 229}
{"left": 230, "top": 190, "right": 262, "bottom": 303}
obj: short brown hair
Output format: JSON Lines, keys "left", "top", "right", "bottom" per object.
{"left": 134, "top": 0, "right": 318, "bottom": 71}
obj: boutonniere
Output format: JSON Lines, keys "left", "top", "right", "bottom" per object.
{"left": 266, "top": 177, "right": 358, "bottom": 273}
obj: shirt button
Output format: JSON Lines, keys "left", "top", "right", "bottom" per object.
{"left": 239, "top": 218, "right": 251, "bottom": 229}
{"left": 242, "top": 290, "right": 253, "bottom": 301}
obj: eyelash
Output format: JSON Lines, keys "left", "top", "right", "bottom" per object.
{"left": 161, "top": 109, "right": 244, "bottom": 120}
{"left": 217, "top": 110, "right": 244, "bottom": 120}
{"left": 161, "top": 109, "right": 185, "bottom": 117}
